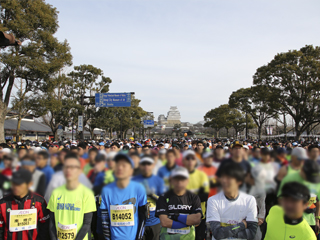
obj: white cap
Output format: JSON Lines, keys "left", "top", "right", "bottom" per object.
{"left": 203, "top": 151, "right": 213, "bottom": 159}
{"left": 171, "top": 167, "right": 189, "bottom": 179}
{"left": 159, "top": 149, "right": 166, "bottom": 155}
{"left": 140, "top": 156, "right": 154, "bottom": 164}
{"left": 182, "top": 150, "right": 196, "bottom": 159}
{"left": 243, "top": 145, "right": 249, "bottom": 150}
{"left": 107, "top": 151, "right": 117, "bottom": 161}
{"left": 291, "top": 147, "right": 308, "bottom": 160}
{"left": 34, "top": 147, "right": 42, "bottom": 153}
{"left": 164, "top": 143, "right": 170, "bottom": 149}
{"left": 1, "top": 148, "right": 11, "bottom": 154}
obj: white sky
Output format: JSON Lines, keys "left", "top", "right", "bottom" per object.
{"left": 46, "top": 0, "right": 320, "bottom": 123}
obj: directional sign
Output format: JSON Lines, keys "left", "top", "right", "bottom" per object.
{"left": 95, "top": 93, "right": 131, "bottom": 107}
{"left": 143, "top": 120, "right": 154, "bottom": 128}
{"left": 78, "top": 115, "right": 83, "bottom": 131}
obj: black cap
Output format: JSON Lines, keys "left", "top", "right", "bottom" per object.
{"left": 280, "top": 182, "right": 310, "bottom": 202}
{"left": 12, "top": 169, "right": 32, "bottom": 185}
{"left": 215, "top": 145, "right": 224, "bottom": 149}
{"left": 303, "top": 160, "right": 320, "bottom": 183}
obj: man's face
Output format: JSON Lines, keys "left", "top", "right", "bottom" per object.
{"left": 94, "top": 160, "right": 106, "bottom": 172}
{"left": 166, "top": 153, "right": 176, "bottom": 164}
{"left": 136, "top": 147, "right": 142, "bottom": 154}
{"left": 35, "top": 155, "right": 46, "bottom": 168}
{"left": 183, "top": 155, "right": 197, "bottom": 171}
{"left": 309, "top": 148, "right": 319, "bottom": 161}
{"left": 171, "top": 177, "right": 189, "bottom": 193}
{"left": 232, "top": 147, "right": 243, "bottom": 159}
{"left": 142, "top": 147, "right": 151, "bottom": 155}
{"left": 139, "top": 162, "right": 154, "bottom": 176}
{"left": 220, "top": 175, "right": 241, "bottom": 194}
{"left": 18, "top": 149, "right": 27, "bottom": 160}
{"left": 3, "top": 159, "right": 12, "bottom": 168}
{"left": 215, "top": 148, "right": 224, "bottom": 158}
{"left": 89, "top": 151, "right": 98, "bottom": 163}
{"left": 12, "top": 182, "right": 30, "bottom": 197}
{"left": 261, "top": 153, "right": 270, "bottom": 162}
{"left": 197, "top": 143, "right": 204, "bottom": 151}
{"left": 63, "top": 158, "right": 81, "bottom": 182}
{"left": 204, "top": 156, "right": 213, "bottom": 166}
{"left": 131, "top": 155, "right": 140, "bottom": 168}
{"left": 253, "top": 149, "right": 261, "bottom": 159}
{"left": 100, "top": 146, "right": 105, "bottom": 150}
{"left": 115, "top": 159, "right": 133, "bottom": 180}
{"left": 280, "top": 197, "right": 308, "bottom": 219}
{"left": 107, "top": 160, "right": 116, "bottom": 170}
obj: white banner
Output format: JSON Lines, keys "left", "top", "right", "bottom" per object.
{"left": 78, "top": 115, "right": 83, "bottom": 131}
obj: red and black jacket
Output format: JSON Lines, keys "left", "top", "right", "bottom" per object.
{"left": 0, "top": 192, "right": 50, "bottom": 240}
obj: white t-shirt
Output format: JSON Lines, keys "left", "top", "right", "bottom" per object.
{"left": 206, "top": 191, "right": 258, "bottom": 240}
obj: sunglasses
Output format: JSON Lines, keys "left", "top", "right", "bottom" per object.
{"left": 186, "top": 156, "right": 196, "bottom": 161}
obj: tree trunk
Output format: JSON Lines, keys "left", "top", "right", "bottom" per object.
{"left": 258, "top": 126, "right": 262, "bottom": 140}
{"left": 226, "top": 128, "right": 229, "bottom": 138}
{"left": 283, "top": 114, "right": 287, "bottom": 141}
{"left": 16, "top": 115, "right": 22, "bottom": 142}
{"left": 295, "top": 126, "right": 301, "bottom": 141}
{"left": 90, "top": 129, "right": 94, "bottom": 139}
{"left": 0, "top": 102, "right": 8, "bottom": 143}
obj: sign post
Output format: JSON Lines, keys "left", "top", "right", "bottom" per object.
{"left": 78, "top": 115, "right": 83, "bottom": 132}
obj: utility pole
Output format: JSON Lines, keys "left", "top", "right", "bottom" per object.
{"left": 245, "top": 111, "right": 248, "bottom": 139}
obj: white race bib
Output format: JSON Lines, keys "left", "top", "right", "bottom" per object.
{"left": 110, "top": 204, "right": 134, "bottom": 227}
{"left": 9, "top": 209, "right": 37, "bottom": 232}
{"left": 57, "top": 222, "right": 77, "bottom": 240}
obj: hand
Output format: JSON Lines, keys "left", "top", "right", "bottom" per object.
{"left": 258, "top": 218, "right": 264, "bottom": 226}
{"left": 315, "top": 219, "right": 320, "bottom": 233}
{"left": 242, "top": 219, "right": 247, "bottom": 228}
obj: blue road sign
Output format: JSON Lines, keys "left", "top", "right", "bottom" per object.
{"left": 95, "top": 93, "right": 131, "bottom": 107}
{"left": 143, "top": 120, "right": 154, "bottom": 127}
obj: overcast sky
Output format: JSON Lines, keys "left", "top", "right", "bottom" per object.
{"left": 46, "top": 0, "right": 320, "bottom": 123}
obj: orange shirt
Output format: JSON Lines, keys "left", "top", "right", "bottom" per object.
{"left": 198, "top": 164, "right": 217, "bottom": 197}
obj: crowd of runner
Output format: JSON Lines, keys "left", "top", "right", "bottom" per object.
{"left": 0, "top": 137, "right": 318, "bottom": 240}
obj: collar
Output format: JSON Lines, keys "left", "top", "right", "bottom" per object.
{"left": 224, "top": 193, "right": 240, "bottom": 202}
{"left": 13, "top": 191, "right": 32, "bottom": 203}
{"left": 284, "top": 215, "right": 303, "bottom": 225}
{"left": 166, "top": 164, "right": 176, "bottom": 171}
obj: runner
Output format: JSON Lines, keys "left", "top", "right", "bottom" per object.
{"left": 155, "top": 167, "right": 202, "bottom": 240}
{"left": 0, "top": 169, "right": 50, "bottom": 240}
{"left": 207, "top": 161, "right": 258, "bottom": 240}
{"left": 182, "top": 150, "right": 209, "bottom": 240}
{"left": 133, "top": 155, "right": 165, "bottom": 240}
{"left": 198, "top": 151, "right": 218, "bottom": 197}
{"left": 276, "top": 147, "right": 307, "bottom": 182}
{"left": 100, "top": 153, "right": 148, "bottom": 240}
{"left": 47, "top": 153, "right": 96, "bottom": 240}
{"left": 157, "top": 149, "right": 177, "bottom": 190}
{"left": 278, "top": 160, "right": 320, "bottom": 233}
{"left": 308, "top": 144, "right": 320, "bottom": 162}
{"left": 263, "top": 182, "right": 316, "bottom": 240}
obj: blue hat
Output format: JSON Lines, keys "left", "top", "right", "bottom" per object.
{"left": 114, "top": 153, "right": 134, "bottom": 168}
{"left": 99, "top": 142, "right": 105, "bottom": 146}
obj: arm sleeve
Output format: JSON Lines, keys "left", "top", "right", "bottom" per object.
{"left": 75, "top": 212, "right": 93, "bottom": 240}
{"left": 236, "top": 221, "right": 259, "bottom": 240}
{"left": 261, "top": 221, "right": 267, "bottom": 240}
{"left": 255, "top": 194, "right": 266, "bottom": 219}
{"left": 36, "top": 174, "right": 46, "bottom": 197}
{"left": 49, "top": 211, "right": 57, "bottom": 239}
{"left": 209, "top": 221, "right": 246, "bottom": 239}
{"left": 37, "top": 200, "right": 50, "bottom": 239}
{"left": 136, "top": 204, "right": 148, "bottom": 240}
{"left": 100, "top": 189, "right": 111, "bottom": 240}
{"left": 155, "top": 195, "right": 168, "bottom": 217}
{"left": 0, "top": 203, "right": 4, "bottom": 239}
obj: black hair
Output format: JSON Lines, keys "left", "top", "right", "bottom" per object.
{"left": 37, "top": 151, "right": 49, "bottom": 160}
{"left": 308, "top": 144, "right": 319, "bottom": 152}
{"left": 89, "top": 148, "right": 99, "bottom": 154}
{"left": 78, "top": 142, "right": 87, "bottom": 149}
{"left": 282, "top": 182, "right": 310, "bottom": 204}
{"left": 166, "top": 149, "right": 176, "bottom": 157}
{"left": 219, "top": 162, "right": 245, "bottom": 182}
{"left": 111, "top": 142, "right": 120, "bottom": 149}
{"left": 122, "top": 145, "right": 130, "bottom": 150}
{"left": 64, "top": 152, "right": 80, "bottom": 163}
{"left": 129, "top": 152, "right": 139, "bottom": 158}
{"left": 70, "top": 146, "right": 78, "bottom": 151}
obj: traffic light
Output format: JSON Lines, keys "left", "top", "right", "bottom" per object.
{"left": 0, "top": 31, "right": 21, "bottom": 47}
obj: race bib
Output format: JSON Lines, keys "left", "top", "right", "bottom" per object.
{"left": 57, "top": 222, "right": 77, "bottom": 240}
{"left": 167, "top": 226, "right": 190, "bottom": 235}
{"left": 167, "top": 214, "right": 190, "bottom": 235}
{"left": 147, "top": 197, "right": 157, "bottom": 211}
{"left": 9, "top": 208, "right": 37, "bottom": 232}
{"left": 110, "top": 204, "right": 134, "bottom": 226}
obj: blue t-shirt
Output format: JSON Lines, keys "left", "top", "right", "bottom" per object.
{"left": 93, "top": 171, "right": 105, "bottom": 187}
{"left": 100, "top": 181, "right": 147, "bottom": 240}
{"left": 37, "top": 165, "right": 54, "bottom": 186}
{"left": 133, "top": 174, "right": 165, "bottom": 226}
{"left": 157, "top": 165, "right": 176, "bottom": 190}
